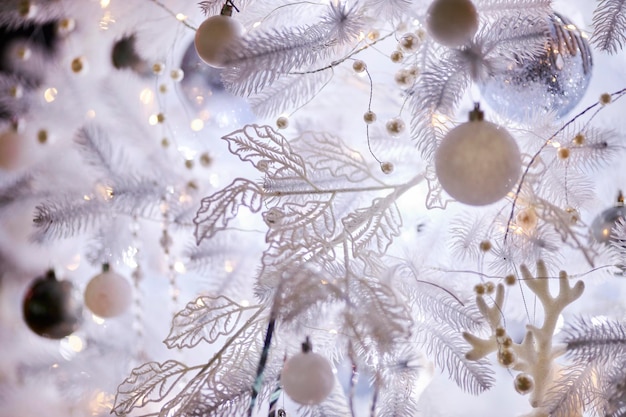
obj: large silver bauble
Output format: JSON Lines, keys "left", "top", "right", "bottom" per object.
{"left": 480, "top": 13, "right": 592, "bottom": 122}
{"left": 591, "top": 204, "right": 626, "bottom": 244}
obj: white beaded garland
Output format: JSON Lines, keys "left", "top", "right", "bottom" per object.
{"left": 426, "top": 0, "right": 479, "bottom": 47}
{"left": 84, "top": 266, "right": 133, "bottom": 318}
{"left": 434, "top": 108, "right": 521, "bottom": 206}
{"left": 385, "top": 117, "right": 405, "bottom": 136}
{"left": 194, "top": 14, "right": 244, "bottom": 68}
{"left": 281, "top": 351, "right": 334, "bottom": 405}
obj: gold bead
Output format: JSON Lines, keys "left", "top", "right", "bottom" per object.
{"left": 18, "top": 0, "right": 36, "bottom": 18}
{"left": 514, "top": 373, "right": 534, "bottom": 395}
{"left": 557, "top": 147, "right": 570, "bottom": 160}
{"left": 161, "top": 138, "right": 169, "bottom": 148}
{"left": 159, "top": 84, "right": 168, "bottom": 93}
{"left": 170, "top": 69, "right": 184, "bottom": 82}
{"left": 495, "top": 327, "right": 506, "bottom": 338}
{"left": 399, "top": 32, "right": 420, "bottom": 52}
{"left": 479, "top": 240, "right": 492, "bottom": 252}
{"left": 380, "top": 162, "right": 394, "bottom": 174}
{"left": 37, "top": 129, "right": 48, "bottom": 144}
{"left": 363, "top": 111, "right": 376, "bottom": 124}
{"left": 276, "top": 116, "right": 289, "bottom": 129}
{"left": 71, "top": 57, "right": 86, "bottom": 73}
{"left": 474, "top": 283, "right": 485, "bottom": 295}
{"left": 484, "top": 281, "right": 495, "bottom": 294}
{"left": 199, "top": 152, "right": 212, "bottom": 167}
{"left": 573, "top": 133, "right": 585, "bottom": 146}
{"left": 367, "top": 30, "right": 380, "bottom": 41}
{"left": 57, "top": 18, "right": 76, "bottom": 35}
{"left": 9, "top": 85, "right": 23, "bottom": 98}
{"left": 352, "top": 60, "right": 366, "bottom": 73}
{"left": 390, "top": 50, "right": 404, "bottom": 63}
{"left": 385, "top": 117, "right": 405, "bottom": 136}
{"left": 152, "top": 62, "right": 165, "bottom": 75}
{"left": 516, "top": 207, "right": 538, "bottom": 230}
{"left": 600, "top": 93, "right": 612, "bottom": 105}
{"left": 497, "top": 349, "right": 517, "bottom": 368}
{"left": 156, "top": 113, "right": 165, "bottom": 123}
{"left": 184, "top": 159, "right": 194, "bottom": 169}
{"left": 16, "top": 46, "right": 31, "bottom": 60}
{"left": 504, "top": 274, "right": 516, "bottom": 286}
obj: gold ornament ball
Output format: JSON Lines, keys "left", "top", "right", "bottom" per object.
{"left": 363, "top": 111, "right": 377, "bottom": 124}
{"left": 194, "top": 15, "right": 244, "bottom": 68}
{"left": 426, "top": 0, "right": 479, "bottom": 47}
{"left": 71, "top": 57, "right": 87, "bottom": 74}
{"left": 399, "top": 32, "right": 420, "bottom": 52}
{"left": 390, "top": 50, "right": 404, "bottom": 63}
{"left": 434, "top": 117, "right": 521, "bottom": 206}
{"left": 352, "top": 60, "right": 367, "bottom": 73}
{"left": 276, "top": 116, "right": 289, "bottom": 129}
{"left": 380, "top": 161, "right": 394, "bottom": 174}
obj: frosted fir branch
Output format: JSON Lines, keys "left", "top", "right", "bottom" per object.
{"left": 108, "top": 176, "right": 168, "bottom": 217}
{"left": 566, "top": 127, "right": 624, "bottom": 172}
{"left": 542, "top": 362, "right": 599, "bottom": 417}
{"left": 0, "top": 173, "right": 35, "bottom": 209}
{"left": 32, "top": 197, "right": 108, "bottom": 242}
{"left": 361, "top": 0, "right": 415, "bottom": 20}
{"left": 592, "top": 0, "right": 626, "bottom": 53}
{"left": 0, "top": 2, "right": 66, "bottom": 29}
{"left": 193, "top": 178, "right": 264, "bottom": 244}
{"left": 449, "top": 216, "right": 488, "bottom": 262}
{"left": 73, "top": 125, "right": 118, "bottom": 176}
{"left": 198, "top": 0, "right": 255, "bottom": 16}
{"left": 563, "top": 317, "right": 626, "bottom": 364}
{"left": 476, "top": 0, "right": 552, "bottom": 20}
{"left": 409, "top": 53, "right": 471, "bottom": 116}
{"left": 222, "top": 24, "right": 337, "bottom": 96}
{"left": 416, "top": 321, "right": 495, "bottom": 395}
{"left": 347, "top": 275, "right": 413, "bottom": 356}
{"left": 164, "top": 296, "right": 260, "bottom": 349}
{"left": 479, "top": 14, "right": 549, "bottom": 63}
{"left": 320, "top": 1, "right": 367, "bottom": 45}
{"left": 374, "top": 350, "right": 422, "bottom": 417}
{"left": 248, "top": 71, "right": 333, "bottom": 119}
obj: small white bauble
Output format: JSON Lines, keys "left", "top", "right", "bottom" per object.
{"left": 84, "top": 265, "right": 133, "bottom": 318}
{"left": 281, "top": 350, "right": 334, "bottom": 405}
{"left": 426, "top": 0, "right": 479, "bottom": 47}
{"left": 194, "top": 14, "right": 244, "bottom": 68}
{"left": 435, "top": 107, "right": 521, "bottom": 206}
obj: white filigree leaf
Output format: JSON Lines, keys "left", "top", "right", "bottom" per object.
{"left": 222, "top": 124, "right": 307, "bottom": 177}
{"left": 264, "top": 200, "right": 335, "bottom": 245}
{"left": 292, "top": 131, "right": 380, "bottom": 183}
{"left": 112, "top": 360, "right": 188, "bottom": 415}
{"left": 342, "top": 196, "right": 402, "bottom": 257}
{"left": 193, "top": 179, "right": 263, "bottom": 244}
{"left": 425, "top": 166, "right": 452, "bottom": 209}
{"left": 164, "top": 296, "right": 257, "bottom": 349}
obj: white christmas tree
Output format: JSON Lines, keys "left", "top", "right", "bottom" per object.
{"left": 2, "top": 0, "right": 626, "bottom": 416}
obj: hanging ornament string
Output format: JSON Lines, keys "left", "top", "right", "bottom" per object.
{"left": 129, "top": 216, "right": 147, "bottom": 362}
{"left": 503, "top": 87, "right": 626, "bottom": 259}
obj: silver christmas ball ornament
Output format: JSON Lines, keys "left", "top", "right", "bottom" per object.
{"left": 194, "top": 4, "right": 243, "bottom": 68}
{"left": 591, "top": 194, "right": 626, "bottom": 244}
{"left": 480, "top": 13, "right": 592, "bottom": 122}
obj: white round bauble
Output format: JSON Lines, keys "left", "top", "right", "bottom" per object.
{"left": 84, "top": 267, "right": 133, "bottom": 318}
{"left": 194, "top": 15, "right": 244, "bottom": 68}
{"left": 426, "top": 0, "right": 479, "bottom": 47}
{"left": 435, "top": 117, "right": 521, "bottom": 206}
{"left": 281, "top": 351, "right": 334, "bottom": 405}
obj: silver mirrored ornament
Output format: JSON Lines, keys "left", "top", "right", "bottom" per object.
{"left": 591, "top": 203, "right": 626, "bottom": 244}
{"left": 480, "top": 13, "right": 592, "bottom": 122}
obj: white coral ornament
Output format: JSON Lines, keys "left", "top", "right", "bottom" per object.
{"left": 434, "top": 105, "right": 522, "bottom": 206}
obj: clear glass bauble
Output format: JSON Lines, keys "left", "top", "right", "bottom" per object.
{"left": 480, "top": 13, "right": 592, "bottom": 122}
{"left": 180, "top": 41, "right": 227, "bottom": 110}
{"left": 590, "top": 204, "right": 626, "bottom": 244}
